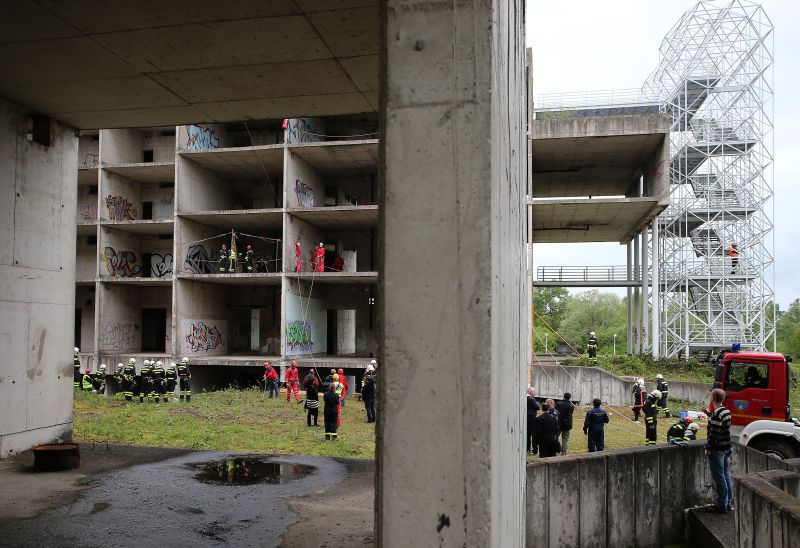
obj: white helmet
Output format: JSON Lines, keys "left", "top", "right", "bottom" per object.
{"left": 687, "top": 423, "right": 699, "bottom": 432}
{"left": 74, "top": 347, "right": 80, "bottom": 354}
{"left": 156, "top": 361, "right": 163, "bottom": 367}
{"left": 656, "top": 374, "right": 664, "bottom": 380}
{"left": 590, "top": 332, "right": 595, "bottom": 337}
{"left": 650, "top": 389, "right": 662, "bottom": 400}
{"left": 128, "top": 358, "right": 136, "bottom": 365}
{"left": 143, "top": 359, "right": 150, "bottom": 366}
{"left": 181, "top": 357, "right": 189, "bottom": 365}
{"left": 99, "top": 363, "right": 107, "bottom": 370}
{"left": 319, "top": 242, "right": 324, "bottom": 247}
{"left": 170, "top": 362, "right": 177, "bottom": 368}
{"left": 366, "top": 364, "right": 375, "bottom": 372}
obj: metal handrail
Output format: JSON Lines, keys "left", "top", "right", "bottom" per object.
{"left": 535, "top": 88, "right": 659, "bottom": 110}
{"left": 536, "top": 265, "right": 642, "bottom": 283}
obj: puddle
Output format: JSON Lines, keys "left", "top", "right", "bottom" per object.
{"left": 188, "top": 457, "right": 315, "bottom": 486}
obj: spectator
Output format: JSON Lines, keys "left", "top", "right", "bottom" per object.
{"left": 304, "top": 382, "right": 319, "bottom": 426}
{"left": 706, "top": 388, "right": 733, "bottom": 514}
{"left": 583, "top": 398, "right": 609, "bottom": 452}
{"left": 534, "top": 401, "right": 560, "bottom": 458}
{"left": 554, "top": 393, "right": 575, "bottom": 456}
{"left": 362, "top": 371, "right": 376, "bottom": 423}
{"left": 526, "top": 387, "right": 541, "bottom": 455}
{"left": 263, "top": 362, "right": 279, "bottom": 398}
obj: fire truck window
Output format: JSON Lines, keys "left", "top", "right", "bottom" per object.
{"left": 726, "top": 362, "right": 769, "bottom": 392}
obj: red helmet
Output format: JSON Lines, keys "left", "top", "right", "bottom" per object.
{"left": 683, "top": 417, "right": 693, "bottom": 424}
{"left": 338, "top": 368, "right": 344, "bottom": 375}
{"left": 732, "top": 243, "right": 737, "bottom": 247}
{"left": 85, "top": 368, "right": 91, "bottom": 373}
{"left": 246, "top": 244, "right": 252, "bottom": 250}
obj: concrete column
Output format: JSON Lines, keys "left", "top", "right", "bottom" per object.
{"left": 379, "top": 2, "right": 526, "bottom": 546}
{"left": 633, "top": 233, "right": 641, "bottom": 354}
{"left": 641, "top": 226, "right": 649, "bottom": 354}
{"left": 651, "top": 218, "right": 660, "bottom": 358}
{"left": 627, "top": 242, "right": 633, "bottom": 354}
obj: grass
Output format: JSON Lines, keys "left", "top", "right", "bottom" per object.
{"left": 563, "top": 354, "right": 716, "bottom": 383}
{"left": 74, "top": 389, "right": 707, "bottom": 461}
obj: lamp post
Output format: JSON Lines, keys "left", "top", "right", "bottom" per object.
{"left": 613, "top": 333, "right": 617, "bottom": 355}
{"left": 545, "top": 333, "right": 548, "bottom": 354}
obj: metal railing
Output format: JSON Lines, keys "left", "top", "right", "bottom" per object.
{"left": 535, "top": 88, "right": 658, "bottom": 111}
{"left": 536, "top": 265, "right": 642, "bottom": 283}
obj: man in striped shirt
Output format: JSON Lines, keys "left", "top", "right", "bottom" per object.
{"left": 705, "top": 388, "right": 733, "bottom": 513}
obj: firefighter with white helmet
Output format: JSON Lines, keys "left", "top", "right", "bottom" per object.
{"left": 164, "top": 362, "right": 178, "bottom": 402}
{"left": 655, "top": 373, "right": 671, "bottom": 417}
{"left": 122, "top": 358, "right": 137, "bottom": 402}
{"left": 587, "top": 331, "right": 598, "bottom": 359}
{"left": 152, "top": 360, "right": 166, "bottom": 403}
{"left": 644, "top": 390, "right": 662, "bottom": 445}
{"left": 73, "top": 347, "right": 82, "bottom": 389}
{"left": 177, "top": 358, "right": 192, "bottom": 402}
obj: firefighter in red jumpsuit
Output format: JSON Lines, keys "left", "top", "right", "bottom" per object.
{"left": 315, "top": 243, "right": 325, "bottom": 272}
{"left": 337, "top": 368, "right": 348, "bottom": 407}
{"left": 285, "top": 360, "right": 301, "bottom": 402}
{"left": 295, "top": 241, "right": 302, "bottom": 272}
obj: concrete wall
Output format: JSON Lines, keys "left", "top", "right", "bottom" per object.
{"left": 77, "top": 185, "right": 98, "bottom": 222}
{"left": 175, "top": 279, "right": 227, "bottom": 358}
{"left": 75, "top": 286, "right": 96, "bottom": 351}
{"left": 0, "top": 97, "right": 77, "bottom": 457}
{"left": 531, "top": 365, "right": 712, "bottom": 406}
{"left": 175, "top": 155, "right": 231, "bottom": 213}
{"left": 284, "top": 214, "right": 322, "bottom": 271}
{"left": 102, "top": 128, "right": 174, "bottom": 165}
{"left": 734, "top": 470, "right": 800, "bottom": 547}
{"left": 285, "top": 278, "right": 327, "bottom": 356}
{"left": 378, "top": 0, "right": 526, "bottom": 545}
{"left": 76, "top": 234, "right": 98, "bottom": 281}
{"left": 286, "top": 149, "right": 324, "bottom": 208}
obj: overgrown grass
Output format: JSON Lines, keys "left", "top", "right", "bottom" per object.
{"left": 73, "top": 388, "right": 375, "bottom": 458}
{"left": 563, "top": 354, "right": 716, "bottom": 383}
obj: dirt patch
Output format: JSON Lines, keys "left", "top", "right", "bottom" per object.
{"left": 168, "top": 407, "right": 206, "bottom": 419}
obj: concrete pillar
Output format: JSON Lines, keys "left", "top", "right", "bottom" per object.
{"left": 651, "top": 218, "right": 660, "bottom": 358}
{"left": 641, "top": 226, "right": 649, "bottom": 354}
{"left": 627, "top": 242, "right": 633, "bottom": 354}
{"left": 379, "top": 1, "right": 526, "bottom": 546}
{"left": 633, "top": 233, "right": 641, "bottom": 354}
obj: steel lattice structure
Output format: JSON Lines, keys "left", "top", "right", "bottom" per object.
{"left": 642, "top": 0, "right": 775, "bottom": 358}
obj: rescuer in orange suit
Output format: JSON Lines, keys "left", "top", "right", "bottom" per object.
{"left": 315, "top": 243, "right": 325, "bottom": 272}
{"left": 295, "top": 241, "right": 302, "bottom": 272}
{"left": 337, "top": 368, "right": 348, "bottom": 407}
{"left": 729, "top": 243, "right": 739, "bottom": 274}
{"left": 285, "top": 360, "right": 301, "bottom": 402}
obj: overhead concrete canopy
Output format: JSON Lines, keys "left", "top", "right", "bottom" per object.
{"left": 530, "top": 114, "right": 669, "bottom": 198}
{"left": 0, "top": 0, "right": 378, "bottom": 129}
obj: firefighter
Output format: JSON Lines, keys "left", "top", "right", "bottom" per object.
{"left": 362, "top": 368, "right": 376, "bottom": 423}
{"left": 295, "top": 241, "right": 302, "bottom": 272}
{"left": 243, "top": 244, "right": 254, "bottom": 273}
{"left": 73, "top": 347, "right": 81, "bottom": 389}
{"left": 331, "top": 373, "right": 344, "bottom": 427}
{"left": 667, "top": 417, "right": 698, "bottom": 444}
{"left": 140, "top": 359, "right": 154, "bottom": 403}
{"left": 631, "top": 378, "right": 646, "bottom": 421}
{"left": 177, "top": 357, "right": 192, "bottom": 402}
{"left": 285, "top": 361, "right": 301, "bottom": 402}
{"left": 263, "top": 361, "right": 279, "bottom": 398}
{"left": 152, "top": 360, "right": 166, "bottom": 403}
{"left": 656, "top": 373, "right": 671, "bottom": 417}
{"left": 164, "top": 362, "right": 178, "bottom": 403}
{"left": 219, "top": 244, "right": 230, "bottom": 272}
{"left": 114, "top": 363, "right": 125, "bottom": 397}
{"left": 228, "top": 245, "right": 237, "bottom": 272}
{"left": 314, "top": 243, "right": 325, "bottom": 272}
{"left": 729, "top": 243, "right": 739, "bottom": 274}
{"left": 583, "top": 398, "right": 609, "bottom": 452}
{"left": 643, "top": 389, "right": 662, "bottom": 446}
{"left": 587, "top": 331, "right": 598, "bottom": 359}
{"left": 92, "top": 363, "right": 108, "bottom": 394}
{"left": 337, "top": 368, "right": 348, "bottom": 407}
{"left": 81, "top": 367, "right": 94, "bottom": 391}
{"left": 323, "top": 382, "right": 340, "bottom": 441}
{"left": 123, "top": 358, "right": 137, "bottom": 402}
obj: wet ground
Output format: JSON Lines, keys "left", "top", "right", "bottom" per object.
{"left": 0, "top": 444, "right": 375, "bottom": 547}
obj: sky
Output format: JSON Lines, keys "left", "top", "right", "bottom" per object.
{"left": 526, "top": 0, "right": 800, "bottom": 309}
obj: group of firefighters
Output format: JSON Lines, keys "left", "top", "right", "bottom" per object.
{"left": 218, "top": 243, "right": 259, "bottom": 273}
{"left": 73, "top": 348, "right": 192, "bottom": 403}
{"left": 630, "top": 373, "right": 700, "bottom": 445}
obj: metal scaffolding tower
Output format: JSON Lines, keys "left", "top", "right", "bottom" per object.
{"left": 643, "top": 1, "right": 775, "bottom": 358}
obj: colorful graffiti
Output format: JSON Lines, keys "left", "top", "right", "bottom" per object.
{"left": 184, "top": 244, "right": 212, "bottom": 274}
{"left": 101, "top": 323, "right": 135, "bottom": 349}
{"left": 185, "top": 321, "right": 223, "bottom": 352}
{"left": 286, "top": 320, "right": 313, "bottom": 353}
{"left": 285, "top": 118, "right": 323, "bottom": 144}
{"left": 151, "top": 253, "right": 173, "bottom": 278}
{"left": 186, "top": 124, "right": 220, "bottom": 150}
{"left": 80, "top": 203, "right": 98, "bottom": 220}
{"left": 105, "top": 195, "right": 136, "bottom": 220}
{"left": 293, "top": 179, "right": 315, "bottom": 208}
{"left": 102, "top": 247, "right": 141, "bottom": 277}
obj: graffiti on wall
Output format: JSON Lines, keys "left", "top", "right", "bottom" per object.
{"left": 184, "top": 244, "right": 212, "bottom": 274}
{"left": 105, "top": 195, "right": 136, "bottom": 220}
{"left": 101, "top": 323, "right": 135, "bottom": 349}
{"left": 82, "top": 153, "right": 99, "bottom": 167}
{"left": 293, "top": 179, "right": 315, "bottom": 208}
{"left": 185, "top": 125, "right": 220, "bottom": 150}
{"left": 286, "top": 118, "right": 323, "bottom": 144}
{"left": 151, "top": 253, "right": 173, "bottom": 278}
{"left": 80, "top": 203, "right": 98, "bottom": 220}
{"left": 286, "top": 320, "right": 313, "bottom": 353}
{"left": 155, "top": 196, "right": 173, "bottom": 220}
{"left": 185, "top": 321, "right": 223, "bottom": 352}
{"left": 102, "top": 247, "right": 141, "bottom": 277}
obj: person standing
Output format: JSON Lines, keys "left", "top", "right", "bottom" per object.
{"left": 362, "top": 371, "right": 376, "bottom": 423}
{"left": 526, "top": 387, "right": 541, "bottom": 455}
{"left": 218, "top": 244, "right": 230, "bottom": 272}
{"left": 655, "top": 374, "right": 671, "bottom": 417}
{"left": 152, "top": 361, "right": 166, "bottom": 403}
{"left": 164, "top": 363, "right": 178, "bottom": 402}
{"left": 555, "top": 393, "right": 575, "bottom": 456}
{"left": 243, "top": 244, "right": 254, "bottom": 273}
{"left": 177, "top": 357, "right": 192, "bottom": 402}
{"left": 533, "top": 401, "right": 560, "bottom": 458}
{"left": 305, "top": 382, "right": 319, "bottom": 427}
{"left": 705, "top": 388, "right": 733, "bottom": 513}
{"left": 643, "top": 389, "right": 662, "bottom": 446}
{"left": 263, "top": 361, "right": 279, "bottom": 398}
{"left": 631, "top": 378, "right": 646, "bottom": 421}
{"left": 285, "top": 361, "right": 301, "bottom": 402}
{"left": 330, "top": 373, "right": 345, "bottom": 426}
{"left": 73, "top": 347, "right": 81, "bottom": 389}
{"left": 122, "top": 358, "right": 137, "bottom": 402}
{"left": 140, "top": 360, "right": 153, "bottom": 403}
{"left": 587, "top": 332, "right": 598, "bottom": 359}
{"left": 303, "top": 369, "right": 319, "bottom": 391}
{"left": 337, "top": 368, "right": 348, "bottom": 407}
{"left": 583, "top": 398, "right": 609, "bottom": 452}
{"left": 315, "top": 243, "right": 325, "bottom": 272}
{"left": 295, "top": 241, "right": 302, "bottom": 272}
{"left": 323, "top": 383, "right": 340, "bottom": 441}
{"left": 728, "top": 243, "right": 739, "bottom": 274}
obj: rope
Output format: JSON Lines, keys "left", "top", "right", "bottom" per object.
{"left": 534, "top": 312, "right": 581, "bottom": 356}
{"left": 294, "top": 130, "right": 378, "bottom": 139}
{"left": 243, "top": 121, "right": 278, "bottom": 206}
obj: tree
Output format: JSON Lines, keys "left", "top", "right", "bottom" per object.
{"left": 558, "top": 290, "right": 627, "bottom": 354}
{"left": 776, "top": 299, "right": 800, "bottom": 358}
{"left": 532, "top": 287, "right": 571, "bottom": 353}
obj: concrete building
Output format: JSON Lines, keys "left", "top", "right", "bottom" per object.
{"left": 74, "top": 117, "right": 378, "bottom": 390}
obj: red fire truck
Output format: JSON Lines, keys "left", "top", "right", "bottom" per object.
{"left": 712, "top": 350, "right": 800, "bottom": 459}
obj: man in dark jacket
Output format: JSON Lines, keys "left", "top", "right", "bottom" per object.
{"left": 534, "top": 401, "right": 560, "bottom": 458}
{"left": 583, "top": 398, "right": 609, "bottom": 451}
{"left": 554, "top": 392, "right": 575, "bottom": 456}
{"left": 305, "top": 383, "right": 319, "bottom": 427}
{"left": 526, "top": 387, "right": 541, "bottom": 455}
{"left": 362, "top": 373, "right": 376, "bottom": 423}
{"left": 323, "top": 384, "right": 340, "bottom": 441}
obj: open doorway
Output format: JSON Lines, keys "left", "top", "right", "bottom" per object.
{"left": 74, "top": 308, "right": 81, "bottom": 349}
{"left": 141, "top": 308, "right": 166, "bottom": 351}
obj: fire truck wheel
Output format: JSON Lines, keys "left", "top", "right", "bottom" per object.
{"left": 750, "top": 436, "right": 800, "bottom": 460}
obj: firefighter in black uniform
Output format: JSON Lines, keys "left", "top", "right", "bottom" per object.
{"left": 92, "top": 364, "right": 108, "bottom": 394}
{"left": 123, "top": 358, "right": 137, "bottom": 402}
{"left": 152, "top": 361, "right": 166, "bottom": 403}
{"left": 631, "top": 378, "right": 646, "bottom": 421}
{"left": 587, "top": 331, "right": 598, "bottom": 359}
{"left": 113, "top": 363, "right": 124, "bottom": 397}
{"left": 643, "top": 389, "right": 662, "bottom": 446}
{"left": 164, "top": 362, "right": 178, "bottom": 403}
{"left": 140, "top": 359, "right": 154, "bottom": 403}
{"left": 73, "top": 347, "right": 81, "bottom": 389}
{"left": 178, "top": 357, "right": 192, "bottom": 402}
{"left": 243, "top": 244, "right": 254, "bottom": 273}
{"left": 323, "top": 383, "right": 340, "bottom": 441}
{"left": 655, "top": 373, "right": 671, "bottom": 417}
{"left": 666, "top": 417, "right": 699, "bottom": 444}
{"left": 219, "top": 244, "right": 230, "bottom": 273}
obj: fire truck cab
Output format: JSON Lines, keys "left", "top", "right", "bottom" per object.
{"left": 713, "top": 350, "right": 800, "bottom": 459}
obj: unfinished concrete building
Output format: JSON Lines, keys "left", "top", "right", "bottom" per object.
{"left": 74, "top": 117, "right": 379, "bottom": 390}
